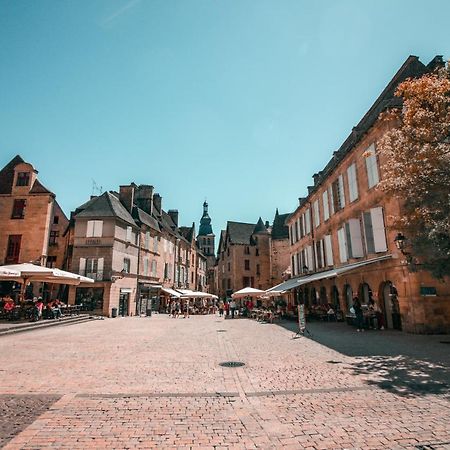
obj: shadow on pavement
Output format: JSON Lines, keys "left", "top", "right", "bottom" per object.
{"left": 277, "top": 319, "right": 450, "bottom": 398}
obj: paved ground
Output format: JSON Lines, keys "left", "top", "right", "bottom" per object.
{"left": 0, "top": 315, "right": 449, "bottom": 449}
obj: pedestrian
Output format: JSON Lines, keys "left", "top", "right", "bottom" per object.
{"left": 224, "top": 300, "right": 230, "bottom": 318}
{"left": 174, "top": 300, "right": 180, "bottom": 318}
{"left": 230, "top": 299, "right": 237, "bottom": 319}
{"left": 353, "top": 296, "right": 364, "bottom": 332}
{"left": 218, "top": 300, "right": 224, "bottom": 317}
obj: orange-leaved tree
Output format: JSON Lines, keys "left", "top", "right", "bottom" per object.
{"left": 377, "top": 62, "right": 450, "bottom": 278}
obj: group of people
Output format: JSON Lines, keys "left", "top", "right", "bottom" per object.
{"left": 0, "top": 295, "right": 65, "bottom": 322}
{"left": 351, "top": 296, "right": 385, "bottom": 332}
{"left": 217, "top": 299, "right": 239, "bottom": 318}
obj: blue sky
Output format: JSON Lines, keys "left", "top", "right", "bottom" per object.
{"left": 1, "top": 0, "right": 449, "bottom": 240}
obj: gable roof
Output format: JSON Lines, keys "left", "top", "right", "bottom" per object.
{"left": 0, "top": 155, "right": 24, "bottom": 194}
{"left": 75, "top": 191, "right": 136, "bottom": 226}
{"left": 227, "top": 221, "right": 257, "bottom": 245}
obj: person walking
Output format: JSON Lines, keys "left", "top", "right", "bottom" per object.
{"left": 353, "top": 296, "right": 364, "bottom": 332}
{"left": 218, "top": 300, "right": 224, "bottom": 317}
{"left": 230, "top": 299, "right": 237, "bottom": 319}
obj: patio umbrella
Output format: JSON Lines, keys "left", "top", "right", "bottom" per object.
{"left": 0, "top": 263, "right": 93, "bottom": 301}
{"left": 231, "top": 287, "right": 266, "bottom": 299}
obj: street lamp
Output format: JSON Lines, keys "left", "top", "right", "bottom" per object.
{"left": 394, "top": 232, "right": 415, "bottom": 268}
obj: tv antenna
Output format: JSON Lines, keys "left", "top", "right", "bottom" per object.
{"left": 92, "top": 180, "right": 103, "bottom": 196}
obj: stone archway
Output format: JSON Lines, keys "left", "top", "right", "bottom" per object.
{"left": 344, "top": 284, "right": 353, "bottom": 312}
{"left": 331, "top": 285, "right": 340, "bottom": 311}
{"left": 379, "top": 281, "right": 402, "bottom": 330}
{"left": 358, "top": 282, "right": 373, "bottom": 305}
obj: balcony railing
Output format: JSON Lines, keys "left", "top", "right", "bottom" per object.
{"left": 78, "top": 270, "right": 109, "bottom": 282}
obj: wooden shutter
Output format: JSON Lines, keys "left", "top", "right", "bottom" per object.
{"left": 313, "top": 200, "right": 320, "bottom": 228}
{"left": 365, "top": 144, "right": 380, "bottom": 188}
{"left": 97, "top": 258, "right": 104, "bottom": 280}
{"left": 328, "top": 185, "right": 335, "bottom": 215}
{"left": 324, "top": 234, "right": 333, "bottom": 266}
{"left": 93, "top": 220, "right": 103, "bottom": 237}
{"left": 337, "top": 228, "right": 348, "bottom": 263}
{"left": 322, "top": 190, "right": 330, "bottom": 221}
{"left": 347, "top": 163, "right": 358, "bottom": 202}
{"left": 348, "top": 218, "right": 364, "bottom": 257}
{"left": 305, "top": 210, "right": 311, "bottom": 234}
{"left": 86, "top": 221, "right": 94, "bottom": 237}
{"left": 338, "top": 175, "right": 346, "bottom": 208}
{"left": 79, "top": 257, "right": 86, "bottom": 275}
{"left": 306, "top": 245, "right": 314, "bottom": 271}
{"left": 370, "top": 207, "right": 387, "bottom": 252}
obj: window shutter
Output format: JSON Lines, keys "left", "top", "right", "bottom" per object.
{"left": 328, "top": 186, "right": 335, "bottom": 215}
{"left": 296, "top": 253, "right": 301, "bottom": 274}
{"left": 291, "top": 255, "right": 295, "bottom": 275}
{"left": 365, "top": 144, "right": 380, "bottom": 188}
{"left": 86, "top": 221, "right": 94, "bottom": 237}
{"left": 347, "top": 163, "right": 358, "bottom": 202}
{"left": 348, "top": 218, "right": 364, "bottom": 258}
{"left": 322, "top": 191, "right": 330, "bottom": 221}
{"left": 94, "top": 220, "right": 103, "bottom": 237}
{"left": 324, "top": 235, "right": 333, "bottom": 266}
{"left": 306, "top": 245, "right": 314, "bottom": 271}
{"left": 126, "top": 226, "right": 132, "bottom": 242}
{"left": 97, "top": 258, "right": 104, "bottom": 280}
{"left": 344, "top": 223, "right": 353, "bottom": 258}
{"left": 313, "top": 200, "right": 320, "bottom": 228}
{"left": 338, "top": 228, "right": 348, "bottom": 263}
{"left": 305, "top": 210, "right": 311, "bottom": 234}
{"left": 370, "top": 207, "right": 387, "bottom": 252}
{"left": 362, "top": 212, "right": 375, "bottom": 253}
{"left": 293, "top": 253, "right": 298, "bottom": 275}
{"left": 338, "top": 175, "right": 346, "bottom": 208}
{"left": 79, "top": 258, "right": 86, "bottom": 275}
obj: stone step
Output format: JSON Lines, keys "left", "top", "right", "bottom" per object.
{"left": 0, "top": 315, "right": 100, "bottom": 337}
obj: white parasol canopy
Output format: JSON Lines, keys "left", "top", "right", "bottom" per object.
{"left": 231, "top": 287, "right": 266, "bottom": 299}
{"left": 0, "top": 263, "right": 94, "bottom": 300}
{"left": 176, "top": 289, "right": 217, "bottom": 299}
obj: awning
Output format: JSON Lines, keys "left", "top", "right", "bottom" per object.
{"left": 161, "top": 287, "right": 182, "bottom": 298}
{"left": 266, "top": 255, "right": 392, "bottom": 293}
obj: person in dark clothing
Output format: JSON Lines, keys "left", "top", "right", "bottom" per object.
{"left": 353, "top": 296, "right": 364, "bottom": 332}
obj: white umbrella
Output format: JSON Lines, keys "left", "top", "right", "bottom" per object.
{"left": 0, "top": 263, "right": 93, "bottom": 301}
{"left": 231, "top": 287, "right": 266, "bottom": 299}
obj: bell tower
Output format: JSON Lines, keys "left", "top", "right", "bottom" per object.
{"left": 197, "top": 200, "right": 215, "bottom": 267}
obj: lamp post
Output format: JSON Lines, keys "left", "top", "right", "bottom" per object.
{"left": 394, "top": 232, "right": 415, "bottom": 268}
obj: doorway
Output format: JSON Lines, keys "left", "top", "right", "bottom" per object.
{"left": 119, "top": 293, "right": 129, "bottom": 317}
{"left": 381, "top": 282, "right": 402, "bottom": 330}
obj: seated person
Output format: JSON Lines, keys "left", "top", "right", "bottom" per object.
{"left": 3, "top": 298, "right": 15, "bottom": 320}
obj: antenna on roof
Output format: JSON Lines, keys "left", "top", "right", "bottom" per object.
{"left": 92, "top": 180, "right": 103, "bottom": 196}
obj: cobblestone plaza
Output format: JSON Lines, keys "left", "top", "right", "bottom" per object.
{"left": 0, "top": 316, "right": 449, "bottom": 449}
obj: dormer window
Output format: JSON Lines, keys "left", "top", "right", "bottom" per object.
{"left": 16, "top": 172, "right": 30, "bottom": 186}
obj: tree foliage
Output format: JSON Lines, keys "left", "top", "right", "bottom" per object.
{"left": 378, "top": 63, "right": 450, "bottom": 278}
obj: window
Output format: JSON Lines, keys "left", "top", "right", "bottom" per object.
{"left": 243, "top": 277, "right": 250, "bottom": 287}
{"left": 123, "top": 258, "right": 131, "bottom": 273}
{"left": 347, "top": 163, "right": 359, "bottom": 202}
{"left": 53, "top": 216, "right": 59, "bottom": 225}
{"left": 153, "top": 236, "right": 159, "bottom": 252}
{"left": 16, "top": 172, "right": 30, "bottom": 186}
{"left": 299, "top": 215, "right": 305, "bottom": 238}
{"left": 295, "top": 220, "right": 299, "bottom": 241}
{"left": 46, "top": 256, "right": 57, "bottom": 268}
{"left": 6, "top": 235, "right": 21, "bottom": 263}
{"left": 315, "top": 241, "right": 324, "bottom": 268}
{"left": 227, "top": 248, "right": 230, "bottom": 256}
{"left": 365, "top": 144, "right": 380, "bottom": 188}
{"left": 145, "top": 232, "right": 150, "bottom": 250}
{"left": 244, "top": 259, "right": 250, "bottom": 270}
{"left": 313, "top": 200, "right": 320, "bottom": 228}
{"left": 164, "top": 263, "right": 169, "bottom": 279}
{"left": 244, "top": 246, "right": 250, "bottom": 255}
{"left": 87, "top": 220, "right": 103, "bottom": 238}
{"left": 331, "top": 177, "right": 345, "bottom": 212}
{"left": 227, "top": 262, "right": 231, "bottom": 271}
{"left": 126, "top": 226, "right": 132, "bottom": 243}
{"left": 256, "top": 264, "right": 260, "bottom": 275}
{"left": 256, "top": 247, "right": 259, "bottom": 256}
{"left": 291, "top": 255, "right": 295, "bottom": 276}
{"left": 79, "top": 257, "right": 104, "bottom": 281}
{"left": 227, "top": 279, "right": 231, "bottom": 289}
{"left": 49, "top": 231, "right": 59, "bottom": 246}
{"left": 306, "top": 245, "right": 314, "bottom": 271}
{"left": 362, "top": 207, "right": 387, "bottom": 253}
{"left": 322, "top": 191, "right": 330, "bottom": 221}
{"left": 328, "top": 185, "right": 335, "bottom": 215}
{"left": 151, "top": 260, "right": 157, "bottom": 277}
{"left": 11, "top": 199, "right": 26, "bottom": 219}
{"left": 143, "top": 257, "right": 149, "bottom": 276}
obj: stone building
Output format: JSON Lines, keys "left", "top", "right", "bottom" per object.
{"left": 0, "top": 155, "right": 68, "bottom": 270}
{"left": 270, "top": 209, "right": 291, "bottom": 284}
{"left": 196, "top": 201, "right": 216, "bottom": 293}
{"left": 67, "top": 183, "right": 208, "bottom": 316}
{"left": 216, "top": 218, "right": 273, "bottom": 298}
{"left": 273, "top": 55, "right": 450, "bottom": 333}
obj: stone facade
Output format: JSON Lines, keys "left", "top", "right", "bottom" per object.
{"left": 67, "top": 184, "right": 209, "bottom": 317}
{"left": 0, "top": 155, "right": 68, "bottom": 269}
{"left": 283, "top": 55, "right": 450, "bottom": 334}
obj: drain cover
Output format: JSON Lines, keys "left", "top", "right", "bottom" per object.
{"left": 326, "top": 360, "right": 342, "bottom": 364}
{"left": 219, "top": 361, "right": 245, "bottom": 368}
{"left": 216, "top": 330, "right": 227, "bottom": 332}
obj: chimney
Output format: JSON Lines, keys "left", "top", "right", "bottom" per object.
{"left": 135, "top": 184, "right": 154, "bottom": 215}
{"left": 119, "top": 184, "right": 136, "bottom": 213}
{"left": 168, "top": 209, "right": 179, "bottom": 228}
{"left": 153, "top": 193, "right": 162, "bottom": 214}
{"left": 265, "top": 220, "right": 270, "bottom": 229}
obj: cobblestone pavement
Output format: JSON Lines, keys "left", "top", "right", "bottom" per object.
{"left": 0, "top": 315, "right": 449, "bottom": 449}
